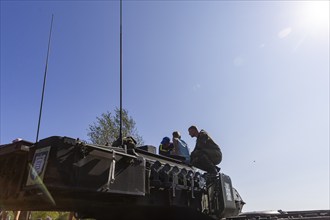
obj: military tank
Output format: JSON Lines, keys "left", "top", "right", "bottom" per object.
{"left": 0, "top": 136, "right": 245, "bottom": 220}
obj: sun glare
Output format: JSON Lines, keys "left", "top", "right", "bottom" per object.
{"left": 296, "top": 1, "right": 329, "bottom": 30}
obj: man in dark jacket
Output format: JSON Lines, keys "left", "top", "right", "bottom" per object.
{"left": 188, "top": 125, "right": 222, "bottom": 174}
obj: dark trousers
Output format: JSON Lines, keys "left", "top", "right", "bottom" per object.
{"left": 191, "top": 150, "right": 222, "bottom": 173}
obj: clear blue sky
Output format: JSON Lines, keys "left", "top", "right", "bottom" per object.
{"left": 1, "top": 0, "right": 329, "bottom": 212}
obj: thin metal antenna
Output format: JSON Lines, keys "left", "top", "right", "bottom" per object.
{"left": 36, "top": 14, "right": 54, "bottom": 143}
{"left": 119, "top": 0, "right": 123, "bottom": 146}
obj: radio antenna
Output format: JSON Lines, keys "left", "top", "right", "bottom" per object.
{"left": 36, "top": 14, "right": 54, "bottom": 143}
{"left": 119, "top": 0, "right": 123, "bottom": 146}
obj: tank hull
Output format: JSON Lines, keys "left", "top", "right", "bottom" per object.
{"left": 0, "top": 136, "right": 244, "bottom": 219}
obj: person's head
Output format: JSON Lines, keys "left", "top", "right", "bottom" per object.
{"left": 161, "top": 136, "right": 171, "bottom": 146}
{"left": 188, "top": 125, "right": 199, "bottom": 138}
{"left": 172, "top": 131, "right": 181, "bottom": 139}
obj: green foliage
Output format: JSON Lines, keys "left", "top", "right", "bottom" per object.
{"left": 0, "top": 211, "right": 67, "bottom": 220}
{"left": 55, "top": 212, "right": 70, "bottom": 220}
{"left": 1, "top": 211, "right": 14, "bottom": 220}
{"left": 31, "top": 211, "right": 59, "bottom": 220}
{"left": 87, "top": 108, "right": 144, "bottom": 146}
